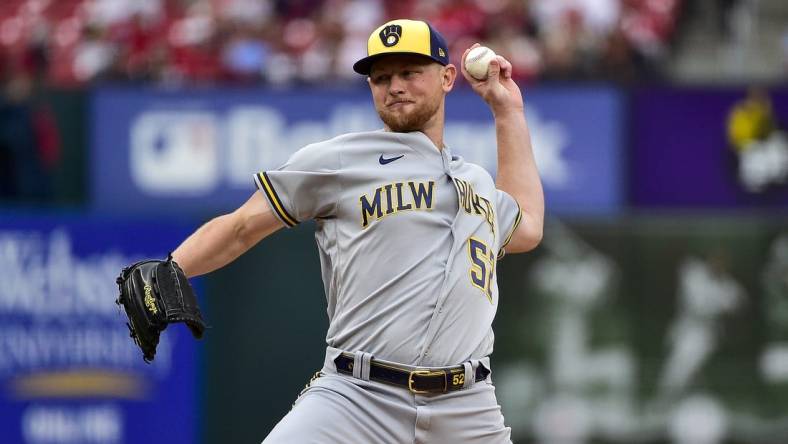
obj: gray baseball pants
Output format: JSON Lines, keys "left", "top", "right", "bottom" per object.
{"left": 262, "top": 347, "right": 512, "bottom": 444}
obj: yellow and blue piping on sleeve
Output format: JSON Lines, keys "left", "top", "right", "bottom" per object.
{"left": 254, "top": 172, "right": 298, "bottom": 227}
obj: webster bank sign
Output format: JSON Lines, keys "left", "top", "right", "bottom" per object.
{"left": 0, "top": 216, "right": 198, "bottom": 444}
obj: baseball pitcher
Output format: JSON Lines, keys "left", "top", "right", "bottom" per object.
{"left": 123, "top": 19, "right": 544, "bottom": 444}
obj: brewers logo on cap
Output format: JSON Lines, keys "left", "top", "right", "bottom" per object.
{"left": 353, "top": 19, "right": 450, "bottom": 75}
{"left": 380, "top": 24, "right": 402, "bottom": 47}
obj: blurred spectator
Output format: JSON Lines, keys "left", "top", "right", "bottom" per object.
{"left": 530, "top": 0, "right": 620, "bottom": 36}
{"left": 331, "top": 0, "right": 383, "bottom": 82}
{"left": 83, "top": 0, "right": 162, "bottom": 27}
{"left": 167, "top": 0, "right": 221, "bottom": 84}
{"left": 72, "top": 24, "right": 116, "bottom": 82}
{"left": 539, "top": 8, "right": 592, "bottom": 80}
{"left": 726, "top": 88, "right": 788, "bottom": 192}
{"left": 596, "top": 27, "right": 641, "bottom": 83}
{"left": 715, "top": 0, "right": 740, "bottom": 38}
{"left": 0, "top": 72, "right": 61, "bottom": 201}
{"left": 481, "top": 0, "right": 540, "bottom": 80}
{"left": 218, "top": 0, "right": 274, "bottom": 25}
{"left": 727, "top": 88, "right": 776, "bottom": 150}
{"left": 115, "top": 13, "right": 164, "bottom": 80}
{"left": 220, "top": 23, "right": 269, "bottom": 82}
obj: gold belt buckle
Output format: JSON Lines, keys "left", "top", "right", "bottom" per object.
{"left": 408, "top": 369, "right": 447, "bottom": 394}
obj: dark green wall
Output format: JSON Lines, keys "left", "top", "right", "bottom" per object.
{"left": 202, "top": 223, "right": 328, "bottom": 444}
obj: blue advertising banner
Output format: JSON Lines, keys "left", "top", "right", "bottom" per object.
{"left": 631, "top": 87, "right": 788, "bottom": 208}
{"left": 0, "top": 216, "right": 199, "bottom": 444}
{"left": 91, "top": 86, "right": 623, "bottom": 216}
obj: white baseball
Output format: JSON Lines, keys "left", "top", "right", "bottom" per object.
{"left": 464, "top": 46, "right": 497, "bottom": 80}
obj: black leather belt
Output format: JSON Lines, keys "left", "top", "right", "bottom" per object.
{"left": 334, "top": 354, "right": 490, "bottom": 394}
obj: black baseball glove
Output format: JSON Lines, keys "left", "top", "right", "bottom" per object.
{"left": 116, "top": 255, "right": 207, "bottom": 363}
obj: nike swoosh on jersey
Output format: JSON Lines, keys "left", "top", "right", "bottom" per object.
{"left": 379, "top": 154, "right": 405, "bottom": 165}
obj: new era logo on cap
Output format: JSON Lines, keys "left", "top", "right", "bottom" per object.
{"left": 353, "top": 19, "right": 449, "bottom": 75}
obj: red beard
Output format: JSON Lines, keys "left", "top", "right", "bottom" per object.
{"left": 377, "top": 97, "right": 441, "bottom": 132}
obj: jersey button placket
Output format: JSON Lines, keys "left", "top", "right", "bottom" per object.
{"left": 435, "top": 147, "right": 454, "bottom": 319}
{"left": 417, "top": 148, "right": 460, "bottom": 364}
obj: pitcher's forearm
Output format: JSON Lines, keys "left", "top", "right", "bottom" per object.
{"left": 172, "top": 213, "right": 249, "bottom": 278}
{"left": 172, "top": 192, "right": 284, "bottom": 277}
{"left": 494, "top": 109, "right": 544, "bottom": 232}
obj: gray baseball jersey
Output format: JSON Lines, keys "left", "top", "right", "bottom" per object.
{"left": 254, "top": 129, "right": 521, "bottom": 367}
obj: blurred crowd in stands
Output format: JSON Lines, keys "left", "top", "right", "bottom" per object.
{"left": 0, "top": 0, "right": 685, "bottom": 88}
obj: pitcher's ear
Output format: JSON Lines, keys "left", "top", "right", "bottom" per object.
{"left": 442, "top": 64, "right": 457, "bottom": 91}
